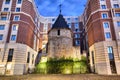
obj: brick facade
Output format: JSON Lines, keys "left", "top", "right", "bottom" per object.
{"left": 83, "top": 0, "right": 120, "bottom": 75}
{"left": 0, "top": 0, "right": 40, "bottom": 75}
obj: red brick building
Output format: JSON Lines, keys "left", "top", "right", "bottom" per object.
{"left": 83, "top": 0, "right": 120, "bottom": 75}
{"left": 0, "top": 0, "right": 41, "bottom": 75}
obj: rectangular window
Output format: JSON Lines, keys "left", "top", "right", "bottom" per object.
{"left": 75, "top": 18, "right": 78, "bottom": 21}
{"left": 32, "top": 54, "right": 34, "bottom": 64}
{"left": 0, "top": 34, "right": 3, "bottom": 40}
{"left": 101, "top": 5, "right": 107, "bottom": 9}
{"left": 11, "top": 35, "right": 16, "bottom": 41}
{"left": 75, "top": 40, "right": 80, "bottom": 46}
{"left": 74, "top": 34, "right": 80, "bottom": 38}
{"left": 0, "top": 25, "right": 5, "bottom": 30}
{"left": 107, "top": 46, "right": 114, "bottom": 60}
{"left": 113, "top": 4, "right": 119, "bottom": 8}
{"left": 52, "top": 18, "right": 55, "bottom": 22}
{"left": 115, "top": 13, "right": 120, "bottom": 17}
{"left": 17, "top": 0, "right": 22, "bottom": 4}
{"left": 91, "top": 51, "right": 94, "bottom": 65}
{"left": 4, "top": 8, "right": 9, "bottom": 11}
{"left": 15, "top": 7, "right": 21, "bottom": 12}
{"left": 14, "top": 15, "right": 20, "bottom": 21}
{"left": 102, "top": 13, "right": 108, "bottom": 19}
{"left": 105, "top": 32, "right": 111, "bottom": 38}
{"left": 12, "top": 25, "right": 18, "bottom": 31}
{"left": 58, "top": 30, "right": 60, "bottom": 35}
{"left": 68, "top": 23, "right": 71, "bottom": 28}
{"left": 67, "top": 18, "right": 71, "bottom": 21}
{"left": 103, "top": 22, "right": 109, "bottom": 28}
{"left": 1, "top": 16, "right": 7, "bottom": 20}
{"left": 75, "top": 23, "right": 79, "bottom": 28}
{"left": 75, "top": 29, "right": 80, "bottom": 32}
{"left": 117, "top": 21, "right": 120, "bottom": 27}
{"left": 7, "top": 49, "right": 14, "bottom": 62}
{"left": 27, "top": 52, "right": 30, "bottom": 63}
{"left": 5, "top": 0, "right": 10, "bottom": 4}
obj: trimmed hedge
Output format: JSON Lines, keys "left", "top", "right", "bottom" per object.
{"left": 35, "top": 56, "right": 88, "bottom": 74}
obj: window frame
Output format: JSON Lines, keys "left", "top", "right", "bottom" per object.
{"left": 103, "top": 22, "right": 110, "bottom": 28}
{"left": 12, "top": 24, "right": 18, "bottom": 31}
{"left": 117, "top": 21, "right": 120, "bottom": 27}
{"left": 1, "top": 16, "right": 7, "bottom": 20}
{"left": 7, "top": 49, "right": 14, "bottom": 62}
{"left": 107, "top": 46, "right": 114, "bottom": 60}
{"left": 17, "top": 0, "right": 22, "bottom": 4}
{"left": 3, "top": 7, "right": 9, "bottom": 12}
{"left": 10, "top": 35, "right": 17, "bottom": 41}
{"left": 75, "top": 40, "right": 80, "bottom": 46}
{"left": 15, "top": 7, "right": 21, "bottom": 12}
{"left": 5, "top": 0, "right": 10, "bottom": 4}
{"left": 0, "top": 34, "right": 3, "bottom": 40}
{"left": 0, "top": 25, "right": 5, "bottom": 30}
{"left": 113, "top": 4, "right": 119, "bottom": 8}
{"left": 105, "top": 32, "right": 111, "bottom": 39}
{"left": 102, "top": 13, "right": 108, "bottom": 19}
{"left": 13, "top": 15, "right": 20, "bottom": 21}
{"left": 101, "top": 5, "right": 107, "bottom": 9}
{"left": 115, "top": 13, "right": 120, "bottom": 17}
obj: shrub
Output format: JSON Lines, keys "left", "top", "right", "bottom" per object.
{"left": 35, "top": 57, "right": 88, "bottom": 74}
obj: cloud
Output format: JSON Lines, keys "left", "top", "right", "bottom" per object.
{"left": 35, "top": 0, "right": 87, "bottom": 16}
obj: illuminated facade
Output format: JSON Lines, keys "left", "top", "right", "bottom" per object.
{"left": 0, "top": 0, "right": 41, "bottom": 75}
{"left": 47, "top": 14, "right": 81, "bottom": 59}
{"left": 83, "top": 0, "right": 120, "bottom": 75}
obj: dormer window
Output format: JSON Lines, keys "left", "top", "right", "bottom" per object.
{"left": 58, "top": 30, "right": 60, "bottom": 35}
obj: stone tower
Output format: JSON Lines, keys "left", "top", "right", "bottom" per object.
{"left": 47, "top": 14, "right": 81, "bottom": 59}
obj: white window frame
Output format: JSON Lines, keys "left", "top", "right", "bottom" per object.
{"left": 101, "top": 13, "right": 108, "bottom": 19}
{"left": 3, "top": 7, "right": 9, "bottom": 12}
{"left": 1, "top": 15, "right": 7, "bottom": 20}
{"left": 68, "top": 23, "right": 71, "bottom": 28}
{"left": 17, "top": 0, "right": 22, "bottom": 4}
{"left": 13, "top": 15, "right": 20, "bottom": 21}
{"left": 105, "top": 32, "right": 111, "bottom": 39}
{"left": 101, "top": 5, "right": 107, "bottom": 9}
{"left": 10, "top": 35, "right": 17, "bottom": 41}
{"left": 0, "top": 34, "right": 3, "bottom": 41}
{"left": 5, "top": 0, "right": 10, "bottom": 4}
{"left": 115, "top": 12, "right": 120, "bottom": 17}
{"left": 117, "top": 21, "right": 120, "bottom": 27}
{"left": 12, "top": 24, "right": 19, "bottom": 31}
{"left": 113, "top": 4, "right": 119, "bottom": 8}
{"left": 15, "top": 7, "right": 21, "bottom": 12}
{"left": 103, "top": 22, "right": 110, "bottom": 28}
{"left": 0, "top": 25, "right": 5, "bottom": 30}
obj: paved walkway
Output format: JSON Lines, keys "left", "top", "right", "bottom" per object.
{"left": 0, "top": 74, "right": 120, "bottom": 80}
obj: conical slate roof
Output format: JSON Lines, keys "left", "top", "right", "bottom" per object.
{"left": 52, "top": 14, "right": 69, "bottom": 29}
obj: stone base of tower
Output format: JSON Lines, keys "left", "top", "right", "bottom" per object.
{"left": 89, "top": 41, "right": 120, "bottom": 75}
{"left": 47, "top": 37, "right": 81, "bottom": 59}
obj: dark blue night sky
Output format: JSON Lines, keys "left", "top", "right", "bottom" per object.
{"left": 35, "top": 0, "right": 87, "bottom": 17}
